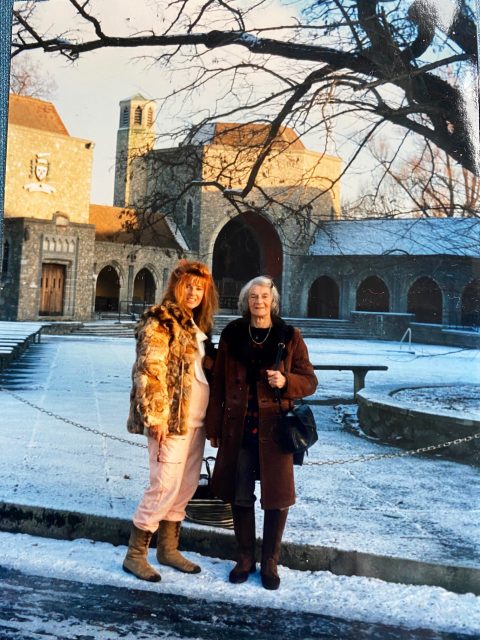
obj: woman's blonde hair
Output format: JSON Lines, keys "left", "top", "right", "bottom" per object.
{"left": 238, "top": 276, "right": 280, "bottom": 318}
{"left": 163, "top": 260, "right": 218, "bottom": 333}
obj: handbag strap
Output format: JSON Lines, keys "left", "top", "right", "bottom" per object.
{"left": 204, "top": 456, "right": 216, "bottom": 482}
{"left": 274, "top": 341, "right": 286, "bottom": 415}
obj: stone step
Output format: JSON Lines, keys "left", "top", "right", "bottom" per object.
{"left": 71, "top": 317, "right": 366, "bottom": 340}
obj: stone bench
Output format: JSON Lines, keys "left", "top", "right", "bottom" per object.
{"left": 313, "top": 364, "right": 388, "bottom": 398}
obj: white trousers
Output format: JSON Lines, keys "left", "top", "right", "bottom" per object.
{"left": 133, "top": 426, "right": 206, "bottom": 533}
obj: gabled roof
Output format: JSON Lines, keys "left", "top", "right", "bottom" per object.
{"left": 89, "top": 204, "right": 181, "bottom": 250}
{"left": 187, "top": 122, "right": 306, "bottom": 150}
{"left": 8, "top": 93, "right": 69, "bottom": 135}
{"left": 309, "top": 218, "right": 480, "bottom": 257}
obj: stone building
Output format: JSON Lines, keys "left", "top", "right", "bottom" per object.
{"left": 1, "top": 94, "right": 181, "bottom": 322}
{"left": 117, "top": 96, "right": 342, "bottom": 310}
{"left": 2, "top": 94, "right": 96, "bottom": 320}
{"left": 2, "top": 93, "right": 479, "bottom": 330}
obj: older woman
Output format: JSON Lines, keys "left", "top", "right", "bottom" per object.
{"left": 123, "top": 260, "right": 218, "bottom": 582}
{"left": 206, "top": 276, "right": 317, "bottom": 590}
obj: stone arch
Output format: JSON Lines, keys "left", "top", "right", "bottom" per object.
{"left": 461, "top": 278, "right": 480, "bottom": 327}
{"left": 212, "top": 211, "right": 283, "bottom": 310}
{"left": 407, "top": 276, "right": 443, "bottom": 324}
{"left": 133, "top": 266, "right": 157, "bottom": 311}
{"left": 95, "top": 263, "right": 122, "bottom": 312}
{"left": 356, "top": 275, "right": 390, "bottom": 312}
{"left": 308, "top": 275, "right": 339, "bottom": 318}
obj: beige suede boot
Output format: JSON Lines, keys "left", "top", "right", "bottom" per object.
{"left": 156, "top": 520, "right": 201, "bottom": 573}
{"left": 122, "top": 524, "right": 161, "bottom": 582}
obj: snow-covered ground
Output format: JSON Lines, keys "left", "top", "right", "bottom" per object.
{"left": 1, "top": 531, "right": 479, "bottom": 637}
{"left": 392, "top": 385, "right": 480, "bottom": 418}
{"left": 0, "top": 334, "right": 479, "bottom": 635}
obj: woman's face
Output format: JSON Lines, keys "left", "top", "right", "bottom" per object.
{"left": 248, "top": 284, "right": 273, "bottom": 320}
{"left": 182, "top": 277, "right": 205, "bottom": 310}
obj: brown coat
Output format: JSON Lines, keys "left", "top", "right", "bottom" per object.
{"left": 127, "top": 301, "right": 199, "bottom": 442}
{"left": 205, "top": 318, "right": 318, "bottom": 510}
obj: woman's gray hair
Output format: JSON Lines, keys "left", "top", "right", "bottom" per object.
{"left": 238, "top": 276, "right": 280, "bottom": 318}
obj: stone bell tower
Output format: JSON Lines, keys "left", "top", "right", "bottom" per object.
{"left": 113, "top": 94, "right": 156, "bottom": 207}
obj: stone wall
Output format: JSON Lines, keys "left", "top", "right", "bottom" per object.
{"left": 5, "top": 123, "right": 93, "bottom": 225}
{"left": 94, "top": 241, "right": 181, "bottom": 310}
{"left": 292, "top": 254, "right": 480, "bottom": 323}
{"left": 1, "top": 216, "right": 96, "bottom": 322}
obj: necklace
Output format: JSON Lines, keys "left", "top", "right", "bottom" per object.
{"left": 248, "top": 324, "right": 272, "bottom": 345}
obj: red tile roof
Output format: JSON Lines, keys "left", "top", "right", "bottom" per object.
{"left": 8, "top": 93, "right": 69, "bottom": 135}
{"left": 210, "top": 122, "right": 305, "bottom": 150}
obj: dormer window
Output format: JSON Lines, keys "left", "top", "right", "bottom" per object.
{"left": 134, "top": 106, "right": 142, "bottom": 125}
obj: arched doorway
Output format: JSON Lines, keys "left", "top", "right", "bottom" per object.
{"left": 461, "top": 279, "right": 480, "bottom": 327}
{"left": 356, "top": 276, "right": 389, "bottom": 312}
{"left": 133, "top": 268, "right": 156, "bottom": 313}
{"left": 213, "top": 212, "right": 282, "bottom": 310}
{"left": 308, "top": 276, "right": 339, "bottom": 318}
{"left": 407, "top": 277, "right": 443, "bottom": 324}
{"left": 95, "top": 265, "right": 120, "bottom": 312}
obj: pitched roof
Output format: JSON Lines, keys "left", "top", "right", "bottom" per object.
{"left": 309, "top": 218, "right": 480, "bottom": 257}
{"left": 8, "top": 93, "right": 69, "bottom": 135}
{"left": 188, "top": 122, "right": 305, "bottom": 150}
{"left": 89, "top": 204, "right": 181, "bottom": 249}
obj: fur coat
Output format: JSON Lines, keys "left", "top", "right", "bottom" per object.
{"left": 127, "top": 301, "right": 203, "bottom": 442}
{"left": 205, "top": 317, "right": 318, "bottom": 510}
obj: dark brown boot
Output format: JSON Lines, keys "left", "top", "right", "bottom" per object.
{"left": 122, "top": 524, "right": 161, "bottom": 582}
{"left": 229, "top": 505, "right": 256, "bottom": 584}
{"left": 260, "top": 509, "right": 288, "bottom": 590}
{"left": 156, "top": 520, "right": 201, "bottom": 573}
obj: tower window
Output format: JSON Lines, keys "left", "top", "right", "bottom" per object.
{"left": 121, "top": 106, "right": 129, "bottom": 127}
{"left": 134, "top": 106, "right": 142, "bottom": 125}
{"left": 186, "top": 200, "right": 193, "bottom": 226}
{"left": 147, "top": 107, "right": 153, "bottom": 127}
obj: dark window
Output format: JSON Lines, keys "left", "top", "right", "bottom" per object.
{"left": 147, "top": 108, "right": 153, "bottom": 127}
{"left": 461, "top": 279, "right": 480, "bottom": 327}
{"left": 356, "top": 276, "right": 389, "bottom": 312}
{"left": 308, "top": 276, "right": 339, "bottom": 318}
{"left": 407, "top": 277, "right": 442, "bottom": 324}
{"left": 134, "top": 106, "right": 142, "bottom": 125}
{"left": 2, "top": 240, "right": 9, "bottom": 274}
{"left": 186, "top": 200, "right": 193, "bottom": 226}
{"left": 121, "top": 106, "right": 129, "bottom": 127}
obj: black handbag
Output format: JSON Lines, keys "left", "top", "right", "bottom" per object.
{"left": 185, "top": 456, "right": 234, "bottom": 529}
{"left": 274, "top": 342, "right": 318, "bottom": 465}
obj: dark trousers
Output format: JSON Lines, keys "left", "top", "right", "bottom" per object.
{"left": 233, "top": 445, "right": 259, "bottom": 507}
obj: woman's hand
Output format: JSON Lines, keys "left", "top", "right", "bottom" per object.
{"left": 266, "top": 369, "right": 286, "bottom": 389}
{"left": 209, "top": 437, "right": 220, "bottom": 448}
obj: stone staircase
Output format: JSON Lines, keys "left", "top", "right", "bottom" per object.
{"left": 72, "top": 322, "right": 136, "bottom": 338}
{"left": 214, "top": 315, "right": 365, "bottom": 340}
{"left": 71, "top": 316, "right": 365, "bottom": 340}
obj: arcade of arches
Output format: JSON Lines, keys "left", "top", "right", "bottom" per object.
{"left": 95, "top": 265, "right": 156, "bottom": 314}
{"left": 212, "top": 212, "right": 282, "bottom": 309}
{"left": 307, "top": 273, "right": 479, "bottom": 326}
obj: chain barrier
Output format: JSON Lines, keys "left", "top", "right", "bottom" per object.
{"left": 1, "top": 386, "right": 479, "bottom": 465}
{"left": 0, "top": 387, "right": 146, "bottom": 449}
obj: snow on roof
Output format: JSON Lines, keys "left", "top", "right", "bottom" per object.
{"left": 309, "top": 218, "right": 480, "bottom": 257}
